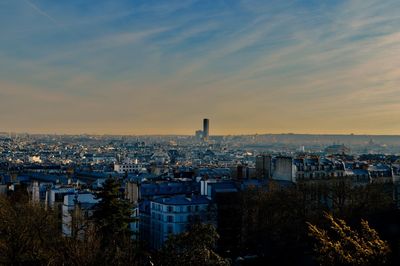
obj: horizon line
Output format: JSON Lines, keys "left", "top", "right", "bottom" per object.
{"left": 3, "top": 131, "right": 400, "bottom": 137}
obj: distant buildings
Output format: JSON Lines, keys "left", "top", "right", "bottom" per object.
{"left": 114, "top": 158, "right": 146, "bottom": 174}
{"left": 294, "top": 157, "right": 346, "bottom": 181}
{"left": 195, "top": 130, "right": 203, "bottom": 141}
{"left": 194, "top": 118, "right": 210, "bottom": 142}
{"left": 3, "top": 132, "right": 400, "bottom": 253}
{"left": 273, "top": 156, "right": 296, "bottom": 182}
{"left": 325, "top": 144, "right": 350, "bottom": 154}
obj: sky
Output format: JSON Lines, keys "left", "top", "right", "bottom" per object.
{"left": 1, "top": 0, "right": 400, "bottom": 135}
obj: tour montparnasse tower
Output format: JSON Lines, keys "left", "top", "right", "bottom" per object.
{"left": 203, "top": 118, "right": 209, "bottom": 141}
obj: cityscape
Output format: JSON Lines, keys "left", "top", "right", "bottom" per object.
{"left": 1, "top": 119, "right": 400, "bottom": 264}
{"left": 2, "top": 0, "right": 400, "bottom": 265}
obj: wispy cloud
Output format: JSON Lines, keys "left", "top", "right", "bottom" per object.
{"left": 1, "top": 0, "right": 400, "bottom": 134}
{"left": 23, "top": 0, "right": 59, "bottom": 25}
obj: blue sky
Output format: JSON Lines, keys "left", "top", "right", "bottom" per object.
{"left": 1, "top": 0, "right": 400, "bottom": 134}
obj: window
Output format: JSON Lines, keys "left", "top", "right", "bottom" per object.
{"left": 195, "top": 205, "right": 199, "bottom": 212}
{"left": 167, "top": 215, "right": 173, "bottom": 223}
{"left": 187, "top": 206, "right": 192, "bottom": 212}
{"left": 167, "top": 225, "right": 173, "bottom": 234}
{"left": 167, "top": 206, "right": 173, "bottom": 212}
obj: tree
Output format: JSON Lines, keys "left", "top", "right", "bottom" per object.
{"left": 60, "top": 202, "right": 102, "bottom": 266}
{"left": 92, "top": 177, "right": 137, "bottom": 265}
{"left": 0, "top": 195, "right": 63, "bottom": 265}
{"left": 0, "top": 192, "right": 132, "bottom": 266}
{"left": 158, "top": 223, "right": 230, "bottom": 266}
{"left": 307, "top": 212, "right": 391, "bottom": 266}
{"left": 240, "top": 187, "right": 311, "bottom": 264}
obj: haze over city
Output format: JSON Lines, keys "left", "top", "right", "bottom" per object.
{"left": 1, "top": 0, "right": 400, "bottom": 135}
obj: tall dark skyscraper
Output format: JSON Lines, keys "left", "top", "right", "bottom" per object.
{"left": 203, "top": 118, "right": 209, "bottom": 141}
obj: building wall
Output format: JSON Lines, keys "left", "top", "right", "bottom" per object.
{"left": 274, "top": 156, "right": 293, "bottom": 182}
{"left": 149, "top": 201, "right": 210, "bottom": 249}
{"left": 130, "top": 207, "right": 140, "bottom": 240}
{"left": 125, "top": 181, "right": 139, "bottom": 204}
{"left": 31, "top": 180, "right": 40, "bottom": 203}
{"left": 114, "top": 159, "right": 144, "bottom": 174}
{"left": 294, "top": 159, "right": 346, "bottom": 182}
{"left": 256, "top": 155, "right": 272, "bottom": 179}
{"left": 201, "top": 179, "right": 218, "bottom": 198}
{"left": 215, "top": 191, "right": 241, "bottom": 254}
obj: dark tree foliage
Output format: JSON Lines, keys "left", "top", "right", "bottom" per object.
{"left": 0, "top": 192, "right": 142, "bottom": 266}
{"left": 238, "top": 182, "right": 398, "bottom": 265}
{"left": 0, "top": 195, "right": 108, "bottom": 266}
{"left": 157, "top": 223, "right": 230, "bottom": 266}
{"left": 1, "top": 177, "right": 398, "bottom": 266}
{"left": 240, "top": 186, "right": 313, "bottom": 265}
{"left": 0, "top": 196, "right": 62, "bottom": 265}
{"left": 92, "top": 177, "right": 138, "bottom": 265}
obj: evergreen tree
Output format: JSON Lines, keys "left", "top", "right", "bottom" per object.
{"left": 92, "top": 177, "right": 137, "bottom": 265}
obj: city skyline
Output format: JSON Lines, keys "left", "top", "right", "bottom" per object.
{"left": 1, "top": 0, "right": 400, "bottom": 135}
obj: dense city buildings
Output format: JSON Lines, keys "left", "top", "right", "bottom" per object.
{"left": 1, "top": 131, "right": 400, "bottom": 264}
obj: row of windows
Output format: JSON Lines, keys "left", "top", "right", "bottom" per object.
{"left": 150, "top": 223, "right": 177, "bottom": 235}
{"left": 119, "top": 166, "right": 140, "bottom": 169}
{"left": 167, "top": 205, "right": 200, "bottom": 212}
{"left": 297, "top": 165, "right": 336, "bottom": 171}
{"left": 152, "top": 203, "right": 202, "bottom": 213}
{"left": 297, "top": 172, "right": 345, "bottom": 179}
{"left": 150, "top": 213, "right": 202, "bottom": 223}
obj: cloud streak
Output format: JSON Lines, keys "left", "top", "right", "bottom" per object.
{"left": 1, "top": 0, "right": 400, "bottom": 134}
{"left": 23, "top": 0, "right": 59, "bottom": 25}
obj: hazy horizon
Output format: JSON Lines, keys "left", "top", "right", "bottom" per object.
{"left": 4, "top": 130, "right": 400, "bottom": 137}
{"left": 1, "top": 0, "right": 400, "bottom": 135}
